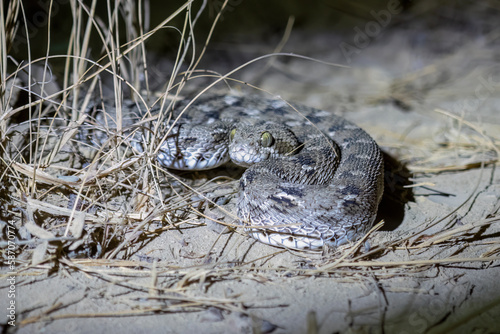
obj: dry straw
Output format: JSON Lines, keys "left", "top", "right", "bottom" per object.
{"left": 1, "top": 0, "right": 499, "bottom": 329}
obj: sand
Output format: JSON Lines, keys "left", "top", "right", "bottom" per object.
{"left": 1, "top": 2, "right": 499, "bottom": 333}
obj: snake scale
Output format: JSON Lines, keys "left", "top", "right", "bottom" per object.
{"left": 86, "top": 93, "right": 384, "bottom": 250}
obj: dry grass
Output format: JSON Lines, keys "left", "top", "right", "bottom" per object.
{"left": 1, "top": 0, "right": 500, "bottom": 329}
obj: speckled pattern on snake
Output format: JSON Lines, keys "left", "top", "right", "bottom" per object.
{"left": 87, "top": 93, "right": 384, "bottom": 250}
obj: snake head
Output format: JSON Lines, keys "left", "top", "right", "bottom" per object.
{"left": 228, "top": 123, "right": 300, "bottom": 167}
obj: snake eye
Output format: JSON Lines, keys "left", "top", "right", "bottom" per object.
{"left": 229, "top": 128, "right": 236, "bottom": 141}
{"left": 260, "top": 131, "right": 274, "bottom": 147}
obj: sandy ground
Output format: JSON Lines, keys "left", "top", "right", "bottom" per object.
{"left": 2, "top": 2, "right": 500, "bottom": 334}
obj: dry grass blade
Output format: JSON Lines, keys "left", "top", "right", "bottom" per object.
{"left": 405, "top": 108, "right": 499, "bottom": 173}
{"left": 317, "top": 220, "right": 385, "bottom": 271}
{"left": 412, "top": 216, "right": 500, "bottom": 249}
{"left": 2, "top": 2, "right": 500, "bottom": 333}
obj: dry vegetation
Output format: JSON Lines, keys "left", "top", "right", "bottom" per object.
{"left": 1, "top": 0, "right": 500, "bottom": 332}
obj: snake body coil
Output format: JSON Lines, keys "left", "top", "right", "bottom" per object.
{"left": 88, "top": 93, "right": 384, "bottom": 250}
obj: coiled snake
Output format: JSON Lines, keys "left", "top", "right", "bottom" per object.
{"left": 88, "top": 93, "right": 384, "bottom": 250}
